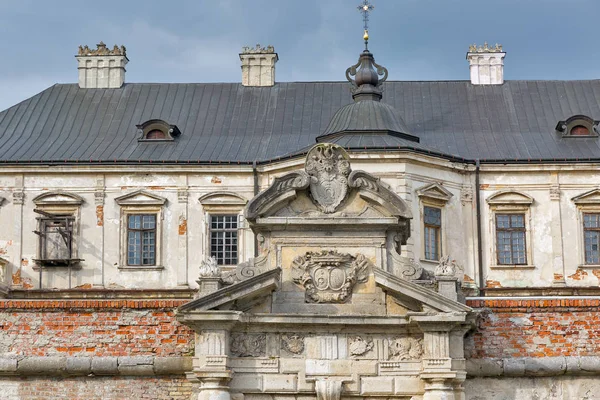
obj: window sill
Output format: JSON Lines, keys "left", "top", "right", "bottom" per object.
{"left": 489, "top": 264, "right": 536, "bottom": 270}
{"left": 420, "top": 258, "right": 440, "bottom": 266}
{"left": 578, "top": 264, "right": 600, "bottom": 269}
{"left": 118, "top": 265, "right": 165, "bottom": 271}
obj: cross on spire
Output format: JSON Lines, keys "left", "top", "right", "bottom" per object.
{"left": 357, "top": 1, "right": 374, "bottom": 49}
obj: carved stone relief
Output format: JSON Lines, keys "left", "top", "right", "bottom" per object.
{"left": 221, "top": 252, "right": 268, "bottom": 285}
{"left": 348, "top": 336, "right": 374, "bottom": 356}
{"left": 281, "top": 334, "right": 305, "bottom": 355}
{"left": 305, "top": 144, "right": 351, "bottom": 213}
{"left": 388, "top": 337, "right": 423, "bottom": 361}
{"left": 291, "top": 250, "right": 370, "bottom": 303}
{"left": 230, "top": 333, "right": 266, "bottom": 357}
{"left": 198, "top": 256, "right": 220, "bottom": 278}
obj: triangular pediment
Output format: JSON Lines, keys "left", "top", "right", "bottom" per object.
{"left": 33, "top": 191, "right": 84, "bottom": 206}
{"left": 115, "top": 190, "right": 167, "bottom": 206}
{"left": 416, "top": 182, "right": 453, "bottom": 203}
{"left": 373, "top": 268, "right": 472, "bottom": 313}
{"left": 486, "top": 190, "right": 533, "bottom": 205}
{"left": 573, "top": 188, "right": 600, "bottom": 205}
{"left": 178, "top": 268, "right": 281, "bottom": 312}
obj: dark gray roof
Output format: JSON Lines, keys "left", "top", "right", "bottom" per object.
{"left": 2, "top": 80, "right": 600, "bottom": 164}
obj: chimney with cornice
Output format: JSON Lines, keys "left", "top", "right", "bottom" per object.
{"left": 239, "top": 44, "right": 278, "bottom": 87}
{"left": 466, "top": 42, "right": 506, "bottom": 85}
{"left": 76, "top": 42, "right": 128, "bottom": 89}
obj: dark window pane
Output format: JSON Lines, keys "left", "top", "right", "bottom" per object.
{"left": 210, "top": 215, "right": 239, "bottom": 265}
{"left": 127, "top": 214, "right": 157, "bottom": 266}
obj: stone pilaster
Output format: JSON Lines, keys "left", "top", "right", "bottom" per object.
{"left": 549, "top": 179, "right": 566, "bottom": 286}
{"left": 193, "top": 329, "right": 233, "bottom": 400}
{"left": 177, "top": 187, "right": 189, "bottom": 287}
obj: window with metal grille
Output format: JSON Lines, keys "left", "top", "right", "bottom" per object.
{"left": 210, "top": 215, "right": 238, "bottom": 265}
{"left": 127, "top": 214, "right": 157, "bottom": 266}
{"left": 496, "top": 214, "right": 527, "bottom": 265}
{"left": 424, "top": 206, "right": 441, "bottom": 260}
{"left": 584, "top": 213, "right": 600, "bottom": 264}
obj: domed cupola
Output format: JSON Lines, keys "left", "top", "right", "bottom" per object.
{"left": 318, "top": 32, "right": 418, "bottom": 144}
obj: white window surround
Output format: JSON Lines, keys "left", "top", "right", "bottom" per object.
{"left": 199, "top": 192, "right": 248, "bottom": 268}
{"left": 486, "top": 190, "right": 535, "bottom": 269}
{"left": 115, "top": 190, "right": 167, "bottom": 271}
{"left": 416, "top": 183, "right": 453, "bottom": 264}
{"left": 32, "top": 191, "right": 84, "bottom": 268}
{"left": 572, "top": 189, "right": 600, "bottom": 268}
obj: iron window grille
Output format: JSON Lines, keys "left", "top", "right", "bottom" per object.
{"left": 127, "top": 214, "right": 157, "bottom": 266}
{"left": 583, "top": 213, "right": 600, "bottom": 264}
{"left": 423, "top": 206, "right": 441, "bottom": 260}
{"left": 210, "top": 215, "right": 239, "bottom": 265}
{"left": 496, "top": 214, "right": 527, "bottom": 265}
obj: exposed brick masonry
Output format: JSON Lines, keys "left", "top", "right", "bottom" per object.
{"left": 466, "top": 299, "right": 600, "bottom": 359}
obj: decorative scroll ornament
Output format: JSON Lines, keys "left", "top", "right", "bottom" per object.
{"left": 388, "top": 337, "right": 423, "bottom": 361}
{"left": 230, "top": 333, "right": 266, "bottom": 357}
{"left": 434, "top": 255, "right": 458, "bottom": 278}
{"left": 291, "top": 250, "right": 370, "bottom": 303}
{"left": 78, "top": 42, "right": 127, "bottom": 56}
{"left": 282, "top": 334, "right": 305, "bottom": 354}
{"left": 305, "top": 144, "right": 352, "bottom": 213}
{"left": 221, "top": 252, "right": 268, "bottom": 285}
{"left": 198, "top": 256, "right": 220, "bottom": 278}
{"left": 349, "top": 336, "right": 374, "bottom": 356}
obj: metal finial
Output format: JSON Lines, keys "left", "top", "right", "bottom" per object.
{"left": 357, "top": 0, "right": 374, "bottom": 50}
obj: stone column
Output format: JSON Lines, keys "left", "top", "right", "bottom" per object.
{"left": 193, "top": 329, "right": 233, "bottom": 400}
{"left": 417, "top": 320, "right": 465, "bottom": 400}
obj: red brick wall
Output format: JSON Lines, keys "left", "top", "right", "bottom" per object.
{"left": 466, "top": 299, "right": 600, "bottom": 359}
{"left": 0, "top": 376, "right": 194, "bottom": 400}
{"left": 0, "top": 300, "right": 193, "bottom": 357}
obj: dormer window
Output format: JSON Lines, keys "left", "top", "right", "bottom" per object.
{"left": 136, "top": 119, "right": 181, "bottom": 142}
{"left": 556, "top": 115, "right": 599, "bottom": 137}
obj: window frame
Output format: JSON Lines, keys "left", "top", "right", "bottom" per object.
{"left": 32, "top": 191, "right": 84, "bottom": 268}
{"left": 126, "top": 214, "right": 158, "bottom": 267}
{"left": 115, "top": 190, "right": 166, "bottom": 271}
{"left": 416, "top": 183, "right": 453, "bottom": 264}
{"left": 209, "top": 214, "right": 240, "bottom": 266}
{"left": 495, "top": 213, "right": 527, "bottom": 265}
{"left": 572, "top": 190, "right": 600, "bottom": 268}
{"left": 423, "top": 205, "right": 442, "bottom": 261}
{"left": 582, "top": 213, "right": 600, "bottom": 265}
{"left": 486, "top": 190, "right": 535, "bottom": 269}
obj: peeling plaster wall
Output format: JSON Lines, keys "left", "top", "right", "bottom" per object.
{"left": 1, "top": 158, "right": 600, "bottom": 290}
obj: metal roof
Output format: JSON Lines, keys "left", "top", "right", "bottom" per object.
{"left": 2, "top": 80, "right": 600, "bottom": 164}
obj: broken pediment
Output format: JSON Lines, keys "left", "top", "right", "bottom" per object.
{"left": 572, "top": 188, "right": 600, "bottom": 205}
{"left": 416, "top": 182, "right": 453, "bottom": 204}
{"left": 33, "top": 191, "right": 84, "bottom": 206}
{"left": 486, "top": 190, "right": 534, "bottom": 205}
{"left": 114, "top": 189, "right": 167, "bottom": 206}
{"left": 245, "top": 143, "right": 412, "bottom": 220}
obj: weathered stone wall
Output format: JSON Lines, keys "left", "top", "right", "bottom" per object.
{"left": 0, "top": 376, "right": 194, "bottom": 400}
{"left": 465, "top": 376, "right": 600, "bottom": 400}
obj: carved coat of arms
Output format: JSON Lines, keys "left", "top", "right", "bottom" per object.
{"left": 305, "top": 144, "right": 351, "bottom": 213}
{"left": 291, "top": 250, "right": 370, "bottom": 303}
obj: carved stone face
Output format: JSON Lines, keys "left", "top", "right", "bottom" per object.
{"left": 305, "top": 144, "right": 351, "bottom": 213}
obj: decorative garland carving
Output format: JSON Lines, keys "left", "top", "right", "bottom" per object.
{"left": 291, "top": 250, "right": 370, "bottom": 303}
{"left": 230, "top": 333, "right": 266, "bottom": 357}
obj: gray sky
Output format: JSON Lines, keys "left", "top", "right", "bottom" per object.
{"left": 1, "top": 0, "right": 599, "bottom": 111}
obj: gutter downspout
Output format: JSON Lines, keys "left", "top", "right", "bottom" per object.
{"left": 475, "top": 159, "right": 484, "bottom": 292}
{"left": 253, "top": 161, "right": 259, "bottom": 257}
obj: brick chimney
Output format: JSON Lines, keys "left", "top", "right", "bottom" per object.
{"left": 466, "top": 43, "right": 506, "bottom": 85}
{"left": 239, "top": 44, "right": 278, "bottom": 87}
{"left": 76, "top": 42, "right": 128, "bottom": 89}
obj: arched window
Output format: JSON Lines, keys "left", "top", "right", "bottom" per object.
{"left": 136, "top": 119, "right": 181, "bottom": 141}
{"left": 556, "top": 115, "right": 598, "bottom": 137}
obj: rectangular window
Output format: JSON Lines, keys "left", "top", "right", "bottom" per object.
{"left": 496, "top": 214, "right": 527, "bottom": 265}
{"left": 424, "top": 206, "right": 441, "bottom": 260}
{"left": 210, "top": 215, "right": 238, "bottom": 265}
{"left": 38, "top": 216, "right": 74, "bottom": 261}
{"left": 127, "top": 214, "right": 156, "bottom": 266}
{"left": 584, "top": 213, "right": 600, "bottom": 264}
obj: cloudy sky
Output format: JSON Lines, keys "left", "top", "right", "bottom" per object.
{"left": 0, "top": 0, "right": 598, "bottom": 110}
